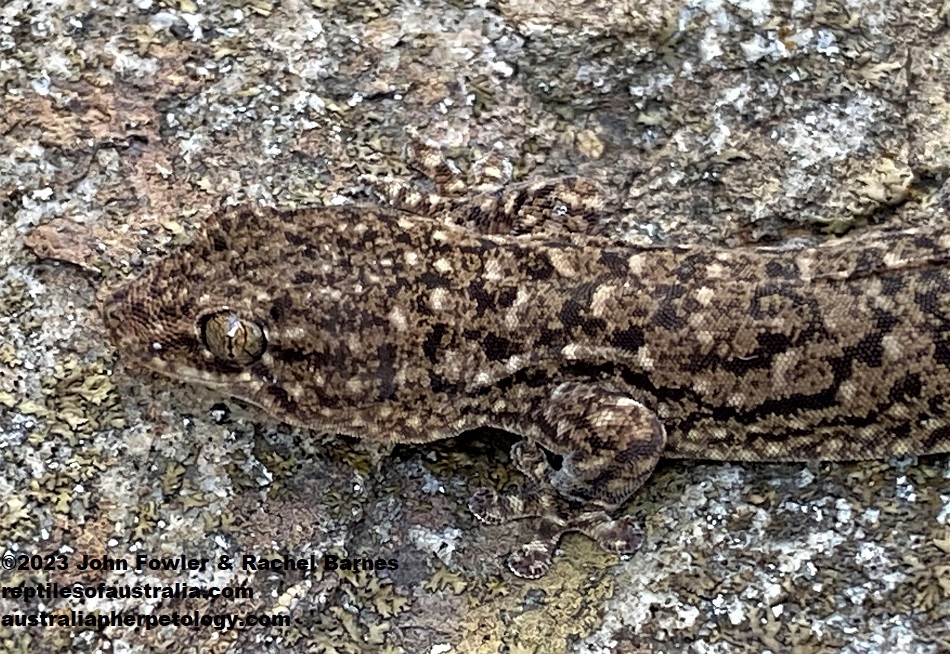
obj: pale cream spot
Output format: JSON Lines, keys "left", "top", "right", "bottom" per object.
{"left": 881, "top": 333, "right": 904, "bottom": 361}
{"left": 590, "top": 408, "right": 619, "bottom": 428}
{"left": 397, "top": 216, "right": 415, "bottom": 231}
{"left": 484, "top": 257, "right": 502, "bottom": 281}
{"left": 432, "top": 229, "right": 448, "bottom": 242}
{"left": 548, "top": 249, "right": 577, "bottom": 278}
{"left": 393, "top": 367, "right": 407, "bottom": 386}
{"left": 795, "top": 253, "right": 815, "bottom": 281}
{"left": 433, "top": 258, "right": 453, "bottom": 274}
{"left": 885, "top": 402, "right": 909, "bottom": 419}
{"left": 288, "top": 382, "right": 306, "bottom": 400}
{"left": 939, "top": 232, "right": 950, "bottom": 250}
{"left": 883, "top": 251, "right": 909, "bottom": 268}
{"left": 687, "top": 315, "right": 714, "bottom": 350}
{"left": 590, "top": 285, "right": 615, "bottom": 318}
{"left": 836, "top": 379, "right": 856, "bottom": 403}
{"left": 727, "top": 392, "right": 745, "bottom": 408}
{"left": 705, "top": 262, "right": 727, "bottom": 279}
{"left": 693, "top": 286, "right": 715, "bottom": 306}
{"left": 561, "top": 343, "right": 580, "bottom": 359}
{"left": 474, "top": 371, "right": 492, "bottom": 386}
{"left": 512, "top": 287, "right": 530, "bottom": 307}
{"left": 872, "top": 293, "right": 895, "bottom": 311}
{"left": 710, "top": 426, "right": 729, "bottom": 441}
{"left": 504, "top": 355, "right": 525, "bottom": 373}
{"left": 614, "top": 397, "right": 640, "bottom": 408}
{"left": 405, "top": 414, "right": 422, "bottom": 429}
{"left": 346, "top": 332, "right": 361, "bottom": 353}
{"left": 345, "top": 378, "right": 365, "bottom": 394}
{"left": 628, "top": 253, "right": 648, "bottom": 275}
{"left": 441, "top": 350, "right": 463, "bottom": 380}
{"left": 429, "top": 288, "right": 448, "bottom": 312}
{"left": 637, "top": 345, "right": 655, "bottom": 371}
{"left": 770, "top": 350, "right": 793, "bottom": 379}
{"left": 279, "top": 326, "right": 309, "bottom": 341}
{"left": 387, "top": 306, "right": 408, "bottom": 331}
{"left": 404, "top": 251, "right": 419, "bottom": 266}
{"left": 504, "top": 288, "right": 531, "bottom": 330}
{"left": 691, "top": 377, "right": 711, "bottom": 396}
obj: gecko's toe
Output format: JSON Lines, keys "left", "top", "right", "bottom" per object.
{"left": 507, "top": 541, "right": 553, "bottom": 579}
{"left": 578, "top": 513, "right": 644, "bottom": 554}
{"left": 468, "top": 488, "right": 506, "bottom": 524}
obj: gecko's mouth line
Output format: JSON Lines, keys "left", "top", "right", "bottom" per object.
{"left": 135, "top": 359, "right": 238, "bottom": 390}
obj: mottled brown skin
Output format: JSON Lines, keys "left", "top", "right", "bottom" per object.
{"left": 102, "top": 201, "right": 950, "bottom": 577}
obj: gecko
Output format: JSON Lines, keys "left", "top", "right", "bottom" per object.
{"left": 100, "top": 164, "right": 950, "bottom": 579}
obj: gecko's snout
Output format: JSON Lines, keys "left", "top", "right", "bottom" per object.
{"left": 100, "top": 287, "right": 132, "bottom": 339}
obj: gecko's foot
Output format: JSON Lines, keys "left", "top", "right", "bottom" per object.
{"left": 468, "top": 486, "right": 547, "bottom": 525}
{"left": 468, "top": 484, "right": 552, "bottom": 526}
{"left": 470, "top": 486, "right": 644, "bottom": 575}
{"left": 468, "top": 487, "right": 507, "bottom": 525}
{"left": 575, "top": 512, "right": 643, "bottom": 554}
{"left": 508, "top": 541, "right": 553, "bottom": 579}
{"left": 504, "top": 512, "right": 642, "bottom": 577}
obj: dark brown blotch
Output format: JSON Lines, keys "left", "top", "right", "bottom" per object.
{"left": 923, "top": 424, "right": 950, "bottom": 452}
{"left": 933, "top": 338, "right": 950, "bottom": 367}
{"left": 284, "top": 230, "right": 308, "bottom": 247}
{"left": 673, "top": 254, "right": 708, "bottom": 283}
{"left": 293, "top": 270, "right": 315, "bottom": 284}
{"left": 496, "top": 287, "right": 517, "bottom": 308}
{"left": 521, "top": 251, "right": 555, "bottom": 281}
{"left": 598, "top": 250, "right": 628, "bottom": 276}
{"left": 482, "top": 332, "right": 515, "bottom": 362}
{"left": 263, "top": 383, "right": 300, "bottom": 415}
{"left": 888, "top": 373, "right": 922, "bottom": 403}
{"left": 376, "top": 343, "right": 397, "bottom": 400}
{"left": 765, "top": 260, "right": 798, "bottom": 279}
{"left": 609, "top": 326, "right": 644, "bottom": 353}
{"left": 269, "top": 293, "right": 294, "bottom": 322}
{"left": 853, "top": 248, "right": 883, "bottom": 275}
{"left": 419, "top": 271, "right": 451, "bottom": 289}
{"left": 467, "top": 281, "right": 493, "bottom": 314}
{"left": 880, "top": 275, "right": 904, "bottom": 296}
{"left": 422, "top": 323, "right": 449, "bottom": 363}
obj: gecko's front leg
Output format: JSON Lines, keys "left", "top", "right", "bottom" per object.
{"left": 469, "top": 381, "right": 666, "bottom": 578}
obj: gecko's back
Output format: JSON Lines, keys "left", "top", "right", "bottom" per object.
{"left": 103, "top": 205, "right": 950, "bottom": 462}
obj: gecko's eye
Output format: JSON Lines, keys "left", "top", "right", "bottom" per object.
{"left": 200, "top": 311, "right": 267, "bottom": 365}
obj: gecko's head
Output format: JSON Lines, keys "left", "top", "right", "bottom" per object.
{"left": 100, "top": 205, "right": 403, "bottom": 426}
{"left": 101, "top": 266, "right": 268, "bottom": 385}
